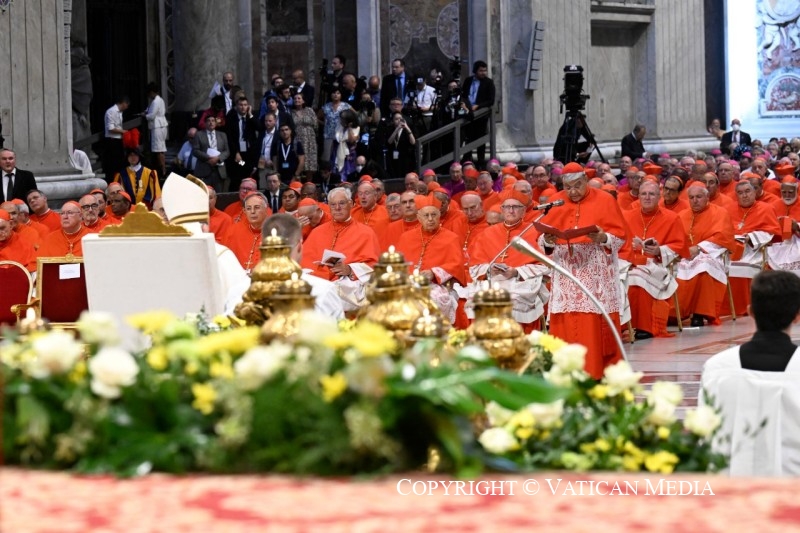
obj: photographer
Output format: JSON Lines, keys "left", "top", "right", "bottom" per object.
{"left": 410, "top": 76, "right": 436, "bottom": 132}
{"left": 356, "top": 92, "right": 381, "bottom": 157}
{"left": 385, "top": 111, "right": 416, "bottom": 179}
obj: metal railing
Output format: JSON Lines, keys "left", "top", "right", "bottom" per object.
{"left": 414, "top": 107, "right": 496, "bottom": 173}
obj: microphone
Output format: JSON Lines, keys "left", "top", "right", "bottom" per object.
{"left": 533, "top": 199, "right": 565, "bottom": 211}
{"left": 510, "top": 236, "right": 629, "bottom": 362}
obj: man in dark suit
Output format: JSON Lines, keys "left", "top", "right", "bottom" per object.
{"left": 264, "top": 170, "right": 285, "bottom": 213}
{"left": 292, "top": 69, "right": 315, "bottom": 109}
{"left": 192, "top": 115, "right": 230, "bottom": 192}
{"left": 620, "top": 124, "right": 647, "bottom": 160}
{"left": 225, "top": 96, "right": 260, "bottom": 192}
{"left": 720, "top": 118, "right": 752, "bottom": 154}
{"left": 461, "top": 60, "right": 496, "bottom": 168}
{"left": 379, "top": 58, "right": 413, "bottom": 116}
{"left": 0, "top": 148, "right": 37, "bottom": 203}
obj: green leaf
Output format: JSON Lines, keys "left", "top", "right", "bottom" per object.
{"left": 16, "top": 395, "right": 50, "bottom": 445}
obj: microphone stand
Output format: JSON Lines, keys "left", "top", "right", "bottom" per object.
{"left": 486, "top": 203, "right": 559, "bottom": 283}
{"left": 510, "top": 235, "right": 628, "bottom": 363}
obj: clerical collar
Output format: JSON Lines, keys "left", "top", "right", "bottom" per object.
{"left": 129, "top": 163, "right": 142, "bottom": 172}
{"left": 63, "top": 226, "right": 83, "bottom": 236}
{"left": 503, "top": 219, "right": 523, "bottom": 229}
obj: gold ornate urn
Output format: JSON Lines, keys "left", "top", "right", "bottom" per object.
{"left": 234, "top": 229, "right": 302, "bottom": 325}
{"left": 466, "top": 285, "right": 530, "bottom": 370}
{"left": 260, "top": 274, "right": 316, "bottom": 343}
{"left": 358, "top": 265, "right": 428, "bottom": 344}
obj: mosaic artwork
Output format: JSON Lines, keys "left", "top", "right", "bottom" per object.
{"left": 757, "top": 0, "right": 800, "bottom": 116}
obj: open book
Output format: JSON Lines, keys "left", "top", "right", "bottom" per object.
{"left": 533, "top": 221, "right": 599, "bottom": 240}
{"left": 320, "top": 249, "right": 346, "bottom": 267}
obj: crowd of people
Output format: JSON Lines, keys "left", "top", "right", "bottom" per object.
{"left": 6, "top": 58, "right": 800, "bottom": 380}
{"left": 102, "top": 57, "right": 496, "bottom": 193}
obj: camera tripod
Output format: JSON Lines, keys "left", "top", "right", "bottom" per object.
{"left": 557, "top": 111, "right": 606, "bottom": 164}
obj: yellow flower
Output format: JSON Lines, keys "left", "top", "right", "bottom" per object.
{"left": 212, "top": 315, "right": 232, "bottom": 329}
{"left": 195, "top": 327, "right": 260, "bottom": 357}
{"left": 580, "top": 443, "right": 596, "bottom": 454}
{"left": 588, "top": 384, "right": 609, "bottom": 400}
{"left": 338, "top": 319, "right": 357, "bottom": 332}
{"left": 210, "top": 361, "right": 234, "bottom": 379}
{"left": 644, "top": 450, "right": 680, "bottom": 474}
{"left": 622, "top": 454, "right": 643, "bottom": 471}
{"left": 185, "top": 361, "right": 199, "bottom": 375}
{"left": 537, "top": 333, "right": 567, "bottom": 354}
{"left": 538, "top": 430, "right": 551, "bottom": 441}
{"left": 146, "top": 346, "right": 168, "bottom": 371}
{"left": 126, "top": 310, "right": 178, "bottom": 335}
{"left": 322, "top": 331, "right": 354, "bottom": 351}
{"left": 623, "top": 441, "right": 644, "bottom": 459}
{"left": 515, "top": 426, "right": 534, "bottom": 440}
{"left": 191, "top": 382, "right": 217, "bottom": 415}
{"left": 594, "top": 438, "right": 611, "bottom": 453}
{"left": 68, "top": 360, "right": 87, "bottom": 383}
{"left": 320, "top": 372, "right": 348, "bottom": 402}
{"left": 507, "top": 410, "right": 535, "bottom": 431}
{"left": 349, "top": 322, "right": 397, "bottom": 357}
{"left": 657, "top": 426, "right": 670, "bottom": 440}
{"left": 623, "top": 389, "right": 635, "bottom": 403}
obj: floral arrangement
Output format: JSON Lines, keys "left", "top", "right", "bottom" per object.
{"left": 1, "top": 311, "right": 565, "bottom": 477}
{"left": 476, "top": 332, "right": 727, "bottom": 474}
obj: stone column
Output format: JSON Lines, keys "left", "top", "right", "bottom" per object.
{"left": 0, "top": 0, "right": 104, "bottom": 204}
{"left": 356, "top": 0, "right": 381, "bottom": 78}
{"left": 172, "top": 0, "right": 241, "bottom": 112}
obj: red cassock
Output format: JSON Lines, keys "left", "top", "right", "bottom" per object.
{"left": 440, "top": 208, "right": 468, "bottom": 243}
{"left": 622, "top": 207, "right": 690, "bottom": 337}
{"left": 82, "top": 218, "right": 111, "bottom": 234}
{"left": 382, "top": 218, "right": 420, "bottom": 251}
{"left": 37, "top": 226, "right": 91, "bottom": 258}
{"left": 224, "top": 202, "right": 245, "bottom": 224}
{"left": 659, "top": 197, "right": 690, "bottom": 214}
{"left": 31, "top": 210, "right": 61, "bottom": 232}
{"left": 223, "top": 220, "right": 263, "bottom": 271}
{"left": 351, "top": 204, "right": 390, "bottom": 245}
{"left": 537, "top": 187, "right": 629, "bottom": 379}
{"left": 532, "top": 184, "right": 557, "bottom": 204}
{"left": 396, "top": 226, "right": 467, "bottom": 286}
{"left": 209, "top": 208, "right": 233, "bottom": 245}
{"left": 617, "top": 191, "right": 639, "bottom": 211}
{"left": 722, "top": 201, "right": 781, "bottom": 316}
{"left": 0, "top": 232, "right": 37, "bottom": 271}
{"left": 670, "top": 204, "right": 736, "bottom": 322}
{"left": 301, "top": 219, "right": 381, "bottom": 281}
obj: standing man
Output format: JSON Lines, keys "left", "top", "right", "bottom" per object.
{"left": 209, "top": 71, "right": 235, "bottom": 113}
{"left": 380, "top": 58, "right": 413, "bottom": 116}
{"left": 144, "top": 82, "right": 168, "bottom": 179}
{"left": 192, "top": 115, "right": 230, "bottom": 192}
{"left": 225, "top": 96, "right": 259, "bottom": 192}
{"left": 113, "top": 148, "right": 161, "bottom": 208}
{"left": 0, "top": 148, "right": 37, "bottom": 203}
{"left": 103, "top": 96, "right": 130, "bottom": 181}
{"left": 292, "top": 69, "right": 315, "bottom": 108}
{"left": 537, "top": 163, "right": 629, "bottom": 379}
{"left": 461, "top": 61, "right": 496, "bottom": 168}
{"left": 620, "top": 124, "right": 647, "bottom": 160}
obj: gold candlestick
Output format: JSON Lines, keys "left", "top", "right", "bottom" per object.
{"left": 466, "top": 283, "right": 529, "bottom": 370}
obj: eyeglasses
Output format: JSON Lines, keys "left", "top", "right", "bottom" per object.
{"left": 329, "top": 201, "right": 350, "bottom": 209}
{"left": 81, "top": 204, "right": 99, "bottom": 210}
{"left": 61, "top": 211, "right": 81, "bottom": 217}
{"left": 501, "top": 205, "right": 526, "bottom": 211}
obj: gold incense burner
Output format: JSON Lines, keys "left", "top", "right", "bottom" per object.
{"left": 235, "top": 229, "right": 302, "bottom": 325}
{"left": 358, "top": 265, "right": 429, "bottom": 344}
{"left": 466, "top": 285, "right": 529, "bottom": 370}
{"left": 260, "top": 274, "right": 316, "bottom": 343}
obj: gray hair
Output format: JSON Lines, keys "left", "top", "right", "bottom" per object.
{"left": 328, "top": 187, "right": 352, "bottom": 202}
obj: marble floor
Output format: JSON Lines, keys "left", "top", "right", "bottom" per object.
{"left": 625, "top": 316, "right": 758, "bottom": 415}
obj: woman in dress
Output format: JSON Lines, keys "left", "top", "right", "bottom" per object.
{"left": 317, "top": 88, "right": 352, "bottom": 165}
{"left": 291, "top": 92, "right": 318, "bottom": 180}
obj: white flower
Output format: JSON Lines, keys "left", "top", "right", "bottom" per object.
{"left": 684, "top": 405, "right": 722, "bottom": 439}
{"left": 343, "top": 356, "right": 394, "bottom": 397}
{"left": 648, "top": 382, "right": 683, "bottom": 407}
{"left": 525, "top": 399, "right": 565, "bottom": 428}
{"left": 485, "top": 401, "right": 515, "bottom": 427}
{"left": 458, "top": 345, "right": 489, "bottom": 361}
{"left": 28, "top": 330, "right": 84, "bottom": 378}
{"left": 478, "top": 427, "right": 520, "bottom": 454}
{"left": 76, "top": 311, "right": 121, "bottom": 346}
{"left": 552, "top": 344, "right": 587, "bottom": 373}
{"left": 543, "top": 368, "right": 574, "bottom": 387}
{"left": 88, "top": 347, "right": 139, "bottom": 399}
{"left": 234, "top": 341, "right": 293, "bottom": 391}
{"left": 527, "top": 330, "right": 542, "bottom": 345}
{"left": 295, "top": 311, "right": 340, "bottom": 344}
{"left": 647, "top": 398, "right": 677, "bottom": 426}
{"left": 603, "top": 361, "right": 643, "bottom": 395}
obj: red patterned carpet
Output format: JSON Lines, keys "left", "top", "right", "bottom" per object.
{"left": 3, "top": 468, "right": 800, "bottom": 532}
